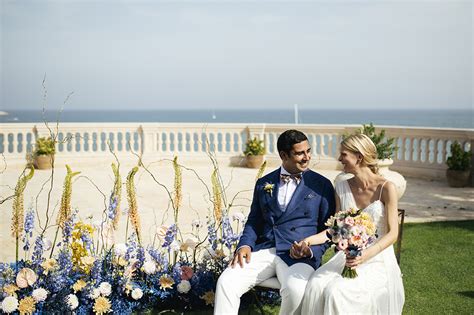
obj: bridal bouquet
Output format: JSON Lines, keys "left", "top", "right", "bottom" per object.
{"left": 325, "top": 208, "right": 377, "bottom": 278}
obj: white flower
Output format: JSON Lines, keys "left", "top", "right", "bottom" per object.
{"left": 89, "top": 288, "right": 101, "bottom": 299}
{"left": 131, "top": 288, "right": 143, "bottom": 300}
{"left": 43, "top": 239, "right": 52, "bottom": 251}
{"left": 170, "top": 240, "right": 181, "bottom": 252}
{"left": 32, "top": 288, "right": 48, "bottom": 302}
{"left": 232, "top": 212, "right": 246, "bottom": 222}
{"left": 114, "top": 243, "right": 127, "bottom": 257}
{"left": 66, "top": 294, "right": 79, "bottom": 310}
{"left": 142, "top": 260, "right": 156, "bottom": 275}
{"left": 1, "top": 296, "right": 19, "bottom": 313}
{"left": 177, "top": 280, "right": 191, "bottom": 294}
{"left": 98, "top": 282, "right": 112, "bottom": 296}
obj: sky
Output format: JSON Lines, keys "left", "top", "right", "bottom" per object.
{"left": 0, "top": 0, "right": 472, "bottom": 111}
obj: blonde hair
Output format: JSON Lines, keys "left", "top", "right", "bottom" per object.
{"left": 341, "top": 134, "right": 379, "bottom": 174}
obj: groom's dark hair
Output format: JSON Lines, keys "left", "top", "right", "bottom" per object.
{"left": 277, "top": 129, "right": 308, "bottom": 156}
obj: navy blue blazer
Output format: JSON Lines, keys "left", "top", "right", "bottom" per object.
{"left": 236, "top": 168, "right": 336, "bottom": 269}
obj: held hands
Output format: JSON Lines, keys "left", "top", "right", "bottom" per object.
{"left": 290, "top": 240, "right": 311, "bottom": 259}
{"left": 344, "top": 250, "right": 367, "bottom": 268}
{"left": 231, "top": 246, "right": 251, "bottom": 268}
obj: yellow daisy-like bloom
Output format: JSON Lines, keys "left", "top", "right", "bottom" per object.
{"left": 18, "top": 296, "right": 36, "bottom": 315}
{"left": 159, "top": 275, "right": 175, "bottom": 290}
{"left": 3, "top": 284, "right": 19, "bottom": 296}
{"left": 116, "top": 256, "right": 128, "bottom": 267}
{"left": 72, "top": 279, "right": 87, "bottom": 293}
{"left": 41, "top": 258, "right": 58, "bottom": 275}
{"left": 93, "top": 296, "right": 111, "bottom": 315}
{"left": 200, "top": 290, "right": 215, "bottom": 306}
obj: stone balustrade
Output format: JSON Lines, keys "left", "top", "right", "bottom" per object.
{"left": 1, "top": 123, "right": 473, "bottom": 180}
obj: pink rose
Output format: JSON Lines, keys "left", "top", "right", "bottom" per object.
{"left": 344, "top": 217, "right": 355, "bottom": 226}
{"left": 337, "top": 239, "right": 348, "bottom": 251}
{"left": 181, "top": 266, "right": 194, "bottom": 280}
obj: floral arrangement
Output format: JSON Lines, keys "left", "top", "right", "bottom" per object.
{"left": 1, "top": 204, "right": 247, "bottom": 314}
{"left": 1, "top": 154, "right": 278, "bottom": 314}
{"left": 325, "top": 208, "right": 377, "bottom": 278}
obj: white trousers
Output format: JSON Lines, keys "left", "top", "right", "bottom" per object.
{"left": 214, "top": 248, "right": 314, "bottom": 315}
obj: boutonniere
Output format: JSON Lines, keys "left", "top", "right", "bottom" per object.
{"left": 263, "top": 182, "right": 275, "bottom": 197}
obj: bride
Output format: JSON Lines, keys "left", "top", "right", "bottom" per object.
{"left": 299, "top": 133, "right": 405, "bottom": 314}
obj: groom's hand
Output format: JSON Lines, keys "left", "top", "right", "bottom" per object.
{"left": 231, "top": 246, "right": 251, "bottom": 268}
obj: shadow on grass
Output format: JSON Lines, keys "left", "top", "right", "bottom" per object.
{"left": 458, "top": 291, "right": 474, "bottom": 299}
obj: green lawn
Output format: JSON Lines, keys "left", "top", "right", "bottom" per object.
{"left": 247, "top": 220, "right": 474, "bottom": 314}
{"left": 401, "top": 220, "right": 474, "bottom": 314}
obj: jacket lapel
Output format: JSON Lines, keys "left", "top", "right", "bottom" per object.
{"left": 262, "top": 170, "right": 282, "bottom": 217}
{"left": 277, "top": 174, "right": 313, "bottom": 220}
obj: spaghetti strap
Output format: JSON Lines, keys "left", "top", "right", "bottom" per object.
{"left": 378, "top": 180, "right": 388, "bottom": 200}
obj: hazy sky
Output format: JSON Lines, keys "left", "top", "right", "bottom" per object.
{"left": 1, "top": 0, "right": 472, "bottom": 110}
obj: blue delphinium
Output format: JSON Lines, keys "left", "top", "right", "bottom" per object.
{"left": 31, "top": 236, "right": 44, "bottom": 266}
{"left": 220, "top": 216, "right": 240, "bottom": 249}
{"left": 108, "top": 194, "right": 118, "bottom": 221}
{"left": 207, "top": 221, "right": 218, "bottom": 250}
{"left": 22, "top": 207, "right": 35, "bottom": 251}
{"left": 162, "top": 224, "right": 177, "bottom": 250}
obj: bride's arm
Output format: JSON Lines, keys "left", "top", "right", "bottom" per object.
{"left": 346, "top": 182, "right": 399, "bottom": 267}
{"left": 303, "top": 192, "right": 341, "bottom": 246}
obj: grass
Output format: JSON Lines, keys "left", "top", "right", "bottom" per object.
{"left": 400, "top": 220, "right": 474, "bottom": 314}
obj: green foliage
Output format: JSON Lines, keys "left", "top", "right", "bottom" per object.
{"left": 244, "top": 137, "right": 266, "bottom": 156}
{"left": 35, "top": 136, "right": 56, "bottom": 156}
{"left": 358, "top": 123, "right": 397, "bottom": 160}
{"left": 446, "top": 141, "right": 471, "bottom": 171}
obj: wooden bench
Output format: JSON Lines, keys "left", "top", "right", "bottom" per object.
{"left": 255, "top": 208, "right": 406, "bottom": 291}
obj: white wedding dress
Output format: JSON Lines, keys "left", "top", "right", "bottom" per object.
{"left": 301, "top": 180, "right": 405, "bottom": 315}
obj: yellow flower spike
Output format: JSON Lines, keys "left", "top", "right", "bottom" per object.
{"left": 211, "top": 169, "right": 222, "bottom": 224}
{"left": 126, "top": 166, "right": 141, "bottom": 244}
{"left": 57, "top": 165, "right": 81, "bottom": 229}
{"left": 111, "top": 163, "right": 122, "bottom": 230}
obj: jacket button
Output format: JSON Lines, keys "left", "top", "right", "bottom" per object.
{"left": 290, "top": 227, "right": 296, "bottom": 231}
{"left": 304, "top": 212, "right": 308, "bottom": 216}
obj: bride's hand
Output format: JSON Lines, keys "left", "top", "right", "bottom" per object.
{"left": 345, "top": 251, "right": 366, "bottom": 268}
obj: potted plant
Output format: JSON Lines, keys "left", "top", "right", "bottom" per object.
{"left": 34, "top": 136, "right": 56, "bottom": 169}
{"left": 446, "top": 141, "right": 471, "bottom": 187}
{"left": 244, "top": 136, "right": 266, "bottom": 168}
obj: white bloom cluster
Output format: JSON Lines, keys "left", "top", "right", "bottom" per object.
{"left": 131, "top": 288, "right": 143, "bottom": 300}
{"left": 90, "top": 288, "right": 101, "bottom": 299}
{"left": 32, "top": 288, "right": 48, "bottom": 302}
{"left": 98, "top": 282, "right": 112, "bottom": 296}
{"left": 114, "top": 243, "right": 127, "bottom": 257}
{"left": 1, "top": 296, "right": 19, "bottom": 313}
{"left": 177, "top": 280, "right": 191, "bottom": 294}
{"left": 66, "top": 294, "right": 79, "bottom": 310}
{"left": 142, "top": 261, "right": 156, "bottom": 275}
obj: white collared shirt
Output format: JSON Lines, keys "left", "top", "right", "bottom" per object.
{"left": 278, "top": 166, "right": 300, "bottom": 211}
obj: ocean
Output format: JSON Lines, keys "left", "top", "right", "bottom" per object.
{"left": 0, "top": 109, "right": 472, "bottom": 129}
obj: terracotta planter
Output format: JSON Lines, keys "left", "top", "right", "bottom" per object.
{"left": 446, "top": 169, "right": 471, "bottom": 187}
{"left": 34, "top": 154, "right": 54, "bottom": 170}
{"left": 246, "top": 155, "right": 264, "bottom": 168}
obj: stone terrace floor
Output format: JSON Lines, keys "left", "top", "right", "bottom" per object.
{"left": 1, "top": 159, "right": 473, "bottom": 262}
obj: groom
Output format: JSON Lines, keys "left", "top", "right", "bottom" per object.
{"left": 215, "top": 129, "right": 335, "bottom": 315}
